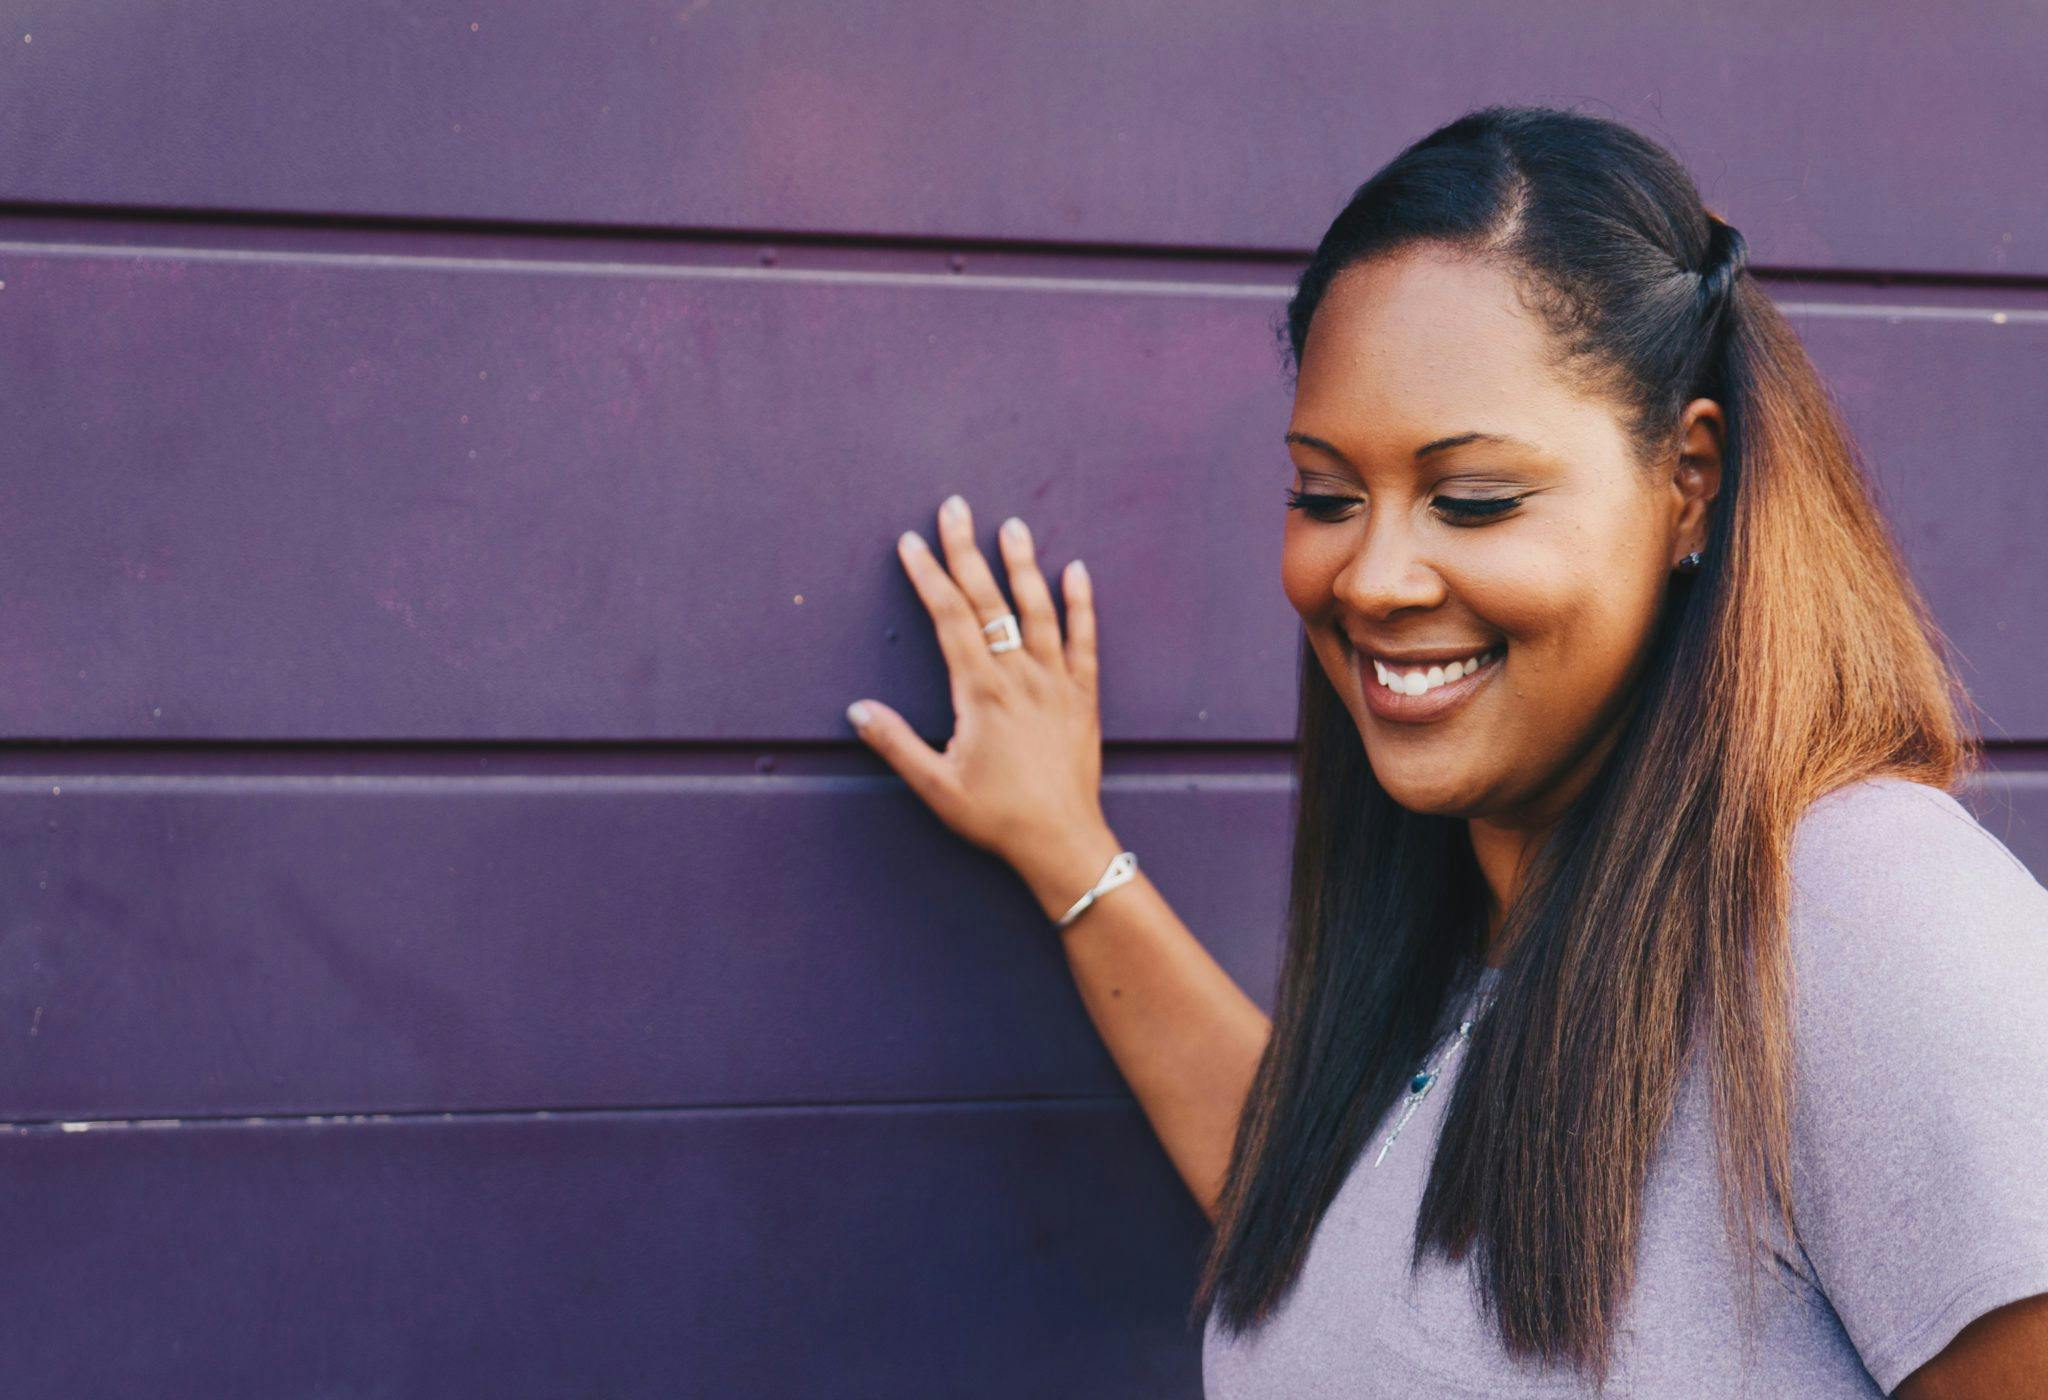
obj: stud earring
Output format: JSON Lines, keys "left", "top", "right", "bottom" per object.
{"left": 1677, "top": 551, "right": 1704, "bottom": 573}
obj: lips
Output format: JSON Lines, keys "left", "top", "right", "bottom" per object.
{"left": 1368, "top": 644, "right": 1506, "bottom": 697}
{"left": 1354, "top": 643, "right": 1504, "bottom": 724}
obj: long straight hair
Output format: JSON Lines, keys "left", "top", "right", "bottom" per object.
{"left": 1190, "top": 104, "right": 1978, "bottom": 1383}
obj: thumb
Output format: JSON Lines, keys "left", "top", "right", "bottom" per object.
{"left": 846, "top": 698, "right": 951, "bottom": 804}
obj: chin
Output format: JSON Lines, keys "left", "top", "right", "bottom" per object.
{"left": 1364, "top": 749, "right": 1489, "bottom": 818}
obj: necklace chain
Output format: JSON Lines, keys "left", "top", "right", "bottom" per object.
{"left": 1371, "top": 987, "right": 1496, "bottom": 1168}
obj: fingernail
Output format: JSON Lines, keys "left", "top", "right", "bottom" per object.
{"left": 846, "top": 700, "right": 872, "bottom": 728}
{"left": 941, "top": 494, "right": 966, "bottom": 522}
{"left": 898, "top": 530, "right": 925, "bottom": 553}
{"left": 1000, "top": 516, "right": 1026, "bottom": 542}
{"left": 1068, "top": 558, "right": 1088, "bottom": 583}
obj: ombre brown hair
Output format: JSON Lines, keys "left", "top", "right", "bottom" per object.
{"left": 1191, "top": 104, "right": 1980, "bottom": 1383}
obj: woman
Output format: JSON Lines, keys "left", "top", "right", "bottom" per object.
{"left": 842, "top": 105, "right": 2048, "bottom": 1396}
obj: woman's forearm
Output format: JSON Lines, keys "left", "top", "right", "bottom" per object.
{"left": 1014, "top": 826, "right": 1273, "bottom": 1224}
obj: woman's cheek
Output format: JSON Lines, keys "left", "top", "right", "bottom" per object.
{"left": 1279, "top": 536, "right": 1337, "bottom": 619}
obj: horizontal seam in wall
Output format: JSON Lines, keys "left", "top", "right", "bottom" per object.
{"left": 0, "top": 771, "right": 1300, "bottom": 794}
{"left": 0, "top": 239, "right": 1294, "bottom": 298}
{"left": 3, "top": 240, "right": 2047, "bottom": 321}
{"left": 0, "top": 1092, "right": 1141, "bottom": 1135}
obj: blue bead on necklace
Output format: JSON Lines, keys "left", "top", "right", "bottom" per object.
{"left": 1372, "top": 998, "right": 1490, "bottom": 1168}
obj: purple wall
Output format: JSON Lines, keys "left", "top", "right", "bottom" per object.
{"left": 2, "top": 6, "right": 2045, "bottom": 1395}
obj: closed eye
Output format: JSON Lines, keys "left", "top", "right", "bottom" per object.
{"left": 1284, "top": 488, "right": 1527, "bottom": 525}
{"left": 1283, "top": 489, "right": 1360, "bottom": 522}
{"left": 1433, "top": 494, "right": 1526, "bottom": 524}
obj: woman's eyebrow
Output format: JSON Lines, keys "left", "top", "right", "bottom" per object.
{"left": 1284, "top": 429, "right": 1539, "bottom": 462}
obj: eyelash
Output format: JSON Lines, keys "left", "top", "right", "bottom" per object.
{"left": 1283, "top": 488, "right": 1526, "bottom": 525}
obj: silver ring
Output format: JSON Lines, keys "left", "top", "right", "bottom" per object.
{"left": 983, "top": 613, "right": 1023, "bottom": 654}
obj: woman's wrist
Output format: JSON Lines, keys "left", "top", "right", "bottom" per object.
{"left": 1010, "top": 822, "right": 1129, "bottom": 926}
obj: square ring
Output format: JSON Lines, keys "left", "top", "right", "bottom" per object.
{"left": 983, "top": 613, "right": 1023, "bottom": 653}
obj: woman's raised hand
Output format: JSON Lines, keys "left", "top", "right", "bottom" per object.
{"left": 846, "top": 494, "right": 1119, "bottom": 905}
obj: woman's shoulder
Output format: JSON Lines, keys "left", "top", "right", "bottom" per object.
{"left": 1790, "top": 773, "right": 2045, "bottom": 909}
{"left": 1784, "top": 773, "right": 2048, "bottom": 1014}
{"left": 1775, "top": 777, "right": 2048, "bottom": 1393}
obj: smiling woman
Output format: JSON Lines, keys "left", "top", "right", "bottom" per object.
{"left": 1184, "top": 105, "right": 2048, "bottom": 1398}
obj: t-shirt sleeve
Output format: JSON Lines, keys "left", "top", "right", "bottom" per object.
{"left": 1785, "top": 777, "right": 2048, "bottom": 1395}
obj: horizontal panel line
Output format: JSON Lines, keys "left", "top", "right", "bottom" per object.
{"left": 0, "top": 770, "right": 1297, "bottom": 796}
{"left": 1780, "top": 302, "right": 2048, "bottom": 325}
{"left": 7, "top": 205, "right": 2048, "bottom": 295}
{"left": 4, "top": 239, "right": 2047, "bottom": 321}
{"left": 0, "top": 1092, "right": 1138, "bottom": 1137}
{"left": 0, "top": 742, "right": 1307, "bottom": 782}
{"left": 0, "top": 745, "right": 2043, "bottom": 783}
{"left": 0, "top": 199, "right": 1326, "bottom": 266}
{"left": 0, "top": 768, "right": 2041, "bottom": 802}
{"left": 0, "top": 239, "right": 1294, "bottom": 300}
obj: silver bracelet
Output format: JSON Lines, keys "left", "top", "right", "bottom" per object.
{"left": 1054, "top": 851, "right": 1139, "bottom": 930}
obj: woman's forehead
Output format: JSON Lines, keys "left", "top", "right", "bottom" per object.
{"left": 1294, "top": 254, "right": 1623, "bottom": 467}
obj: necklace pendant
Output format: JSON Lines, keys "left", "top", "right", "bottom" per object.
{"left": 1373, "top": 1013, "right": 1480, "bottom": 1169}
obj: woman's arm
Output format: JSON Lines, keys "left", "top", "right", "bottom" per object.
{"left": 848, "top": 495, "right": 1269, "bottom": 1224}
{"left": 1895, "top": 1292, "right": 2048, "bottom": 1400}
{"left": 1011, "top": 826, "right": 1272, "bottom": 1224}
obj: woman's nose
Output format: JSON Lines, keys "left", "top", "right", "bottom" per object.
{"left": 1330, "top": 515, "right": 1449, "bottom": 618}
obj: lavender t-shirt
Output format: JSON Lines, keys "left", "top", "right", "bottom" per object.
{"left": 1202, "top": 776, "right": 2048, "bottom": 1397}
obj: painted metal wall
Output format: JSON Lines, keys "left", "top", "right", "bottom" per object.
{"left": 1, "top": 5, "right": 2043, "bottom": 1394}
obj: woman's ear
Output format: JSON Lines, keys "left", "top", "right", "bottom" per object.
{"left": 1671, "top": 398, "right": 1726, "bottom": 565}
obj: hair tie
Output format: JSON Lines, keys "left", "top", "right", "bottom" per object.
{"left": 1699, "top": 213, "right": 1749, "bottom": 316}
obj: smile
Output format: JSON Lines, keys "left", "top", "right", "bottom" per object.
{"left": 1370, "top": 645, "right": 1505, "bottom": 695}
{"left": 1354, "top": 644, "right": 1506, "bottom": 725}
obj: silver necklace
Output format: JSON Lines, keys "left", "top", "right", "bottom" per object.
{"left": 1371, "top": 988, "right": 1495, "bottom": 1168}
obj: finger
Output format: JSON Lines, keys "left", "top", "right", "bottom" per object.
{"left": 898, "top": 529, "right": 997, "bottom": 688}
{"left": 845, "top": 697, "right": 958, "bottom": 812}
{"left": 995, "top": 516, "right": 1065, "bottom": 670}
{"left": 1062, "top": 558, "right": 1097, "bottom": 697}
{"left": 934, "top": 495, "right": 1015, "bottom": 631}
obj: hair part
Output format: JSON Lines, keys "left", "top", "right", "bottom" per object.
{"left": 1191, "top": 103, "right": 1979, "bottom": 1386}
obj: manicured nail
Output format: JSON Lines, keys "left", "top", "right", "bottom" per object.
{"left": 941, "top": 494, "right": 966, "bottom": 521}
{"left": 1068, "top": 558, "right": 1088, "bottom": 583}
{"left": 846, "top": 700, "right": 872, "bottom": 728}
{"left": 1001, "top": 516, "right": 1026, "bottom": 542}
{"left": 899, "top": 530, "right": 925, "bottom": 553}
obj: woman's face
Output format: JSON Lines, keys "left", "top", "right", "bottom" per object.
{"left": 1281, "top": 245, "right": 1721, "bottom": 829}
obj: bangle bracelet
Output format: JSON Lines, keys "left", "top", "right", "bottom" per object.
{"left": 1055, "top": 851, "right": 1139, "bottom": 930}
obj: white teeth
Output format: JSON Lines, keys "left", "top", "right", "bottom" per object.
{"left": 1371, "top": 647, "right": 1498, "bottom": 695}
